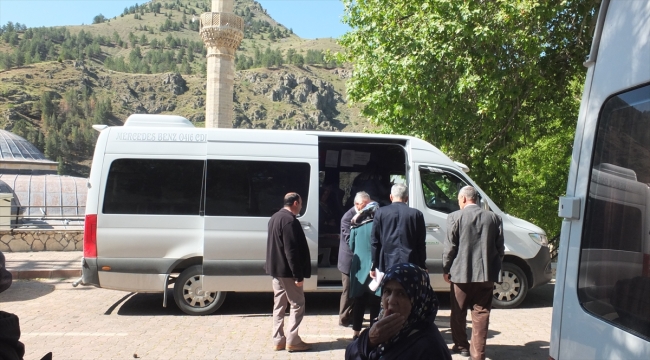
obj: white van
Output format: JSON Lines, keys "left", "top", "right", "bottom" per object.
{"left": 79, "top": 115, "right": 551, "bottom": 315}
{"left": 551, "top": 0, "right": 650, "bottom": 358}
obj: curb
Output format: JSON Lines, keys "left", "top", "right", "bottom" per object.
{"left": 9, "top": 269, "right": 81, "bottom": 280}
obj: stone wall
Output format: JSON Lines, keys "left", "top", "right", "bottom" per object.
{"left": 0, "top": 230, "right": 83, "bottom": 252}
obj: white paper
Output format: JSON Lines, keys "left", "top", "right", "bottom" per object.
{"left": 340, "top": 149, "right": 355, "bottom": 167}
{"left": 325, "top": 150, "right": 339, "bottom": 168}
{"left": 368, "top": 270, "right": 385, "bottom": 291}
{"left": 353, "top": 151, "right": 371, "bottom": 165}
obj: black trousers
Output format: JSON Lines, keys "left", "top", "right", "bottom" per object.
{"left": 351, "top": 290, "right": 380, "bottom": 331}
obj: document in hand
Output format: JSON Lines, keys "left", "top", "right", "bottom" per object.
{"left": 368, "top": 270, "right": 385, "bottom": 291}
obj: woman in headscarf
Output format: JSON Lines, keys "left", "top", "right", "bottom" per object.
{"left": 345, "top": 263, "right": 452, "bottom": 360}
{"left": 348, "top": 200, "right": 381, "bottom": 340}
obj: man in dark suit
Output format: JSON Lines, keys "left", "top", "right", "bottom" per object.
{"left": 338, "top": 191, "right": 371, "bottom": 327}
{"left": 443, "top": 186, "right": 504, "bottom": 360}
{"left": 370, "top": 184, "right": 426, "bottom": 278}
{"left": 265, "top": 193, "right": 312, "bottom": 353}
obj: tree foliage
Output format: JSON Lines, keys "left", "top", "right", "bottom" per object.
{"left": 339, "top": 0, "right": 601, "bottom": 238}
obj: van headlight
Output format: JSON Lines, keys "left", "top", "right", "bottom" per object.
{"left": 529, "top": 233, "right": 548, "bottom": 246}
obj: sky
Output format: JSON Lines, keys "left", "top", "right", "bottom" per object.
{"left": 0, "top": 0, "right": 350, "bottom": 39}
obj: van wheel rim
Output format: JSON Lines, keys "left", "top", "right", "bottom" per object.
{"left": 183, "top": 275, "right": 217, "bottom": 308}
{"left": 493, "top": 270, "right": 521, "bottom": 302}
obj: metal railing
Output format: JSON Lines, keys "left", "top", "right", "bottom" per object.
{"left": 0, "top": 205, "right": 85, "bottom": 230}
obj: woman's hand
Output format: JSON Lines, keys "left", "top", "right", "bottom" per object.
{"left": 367, "top": 313, "right": 406, "bottom": 348}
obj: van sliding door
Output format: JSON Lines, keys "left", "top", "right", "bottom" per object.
{"left": 202, "top": 132, "right": 319, "bottom": 291}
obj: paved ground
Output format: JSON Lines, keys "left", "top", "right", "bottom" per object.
{"left": 0, "top": 275, "right": 553, "bottom": 360}
{"left": 4, "top": 251, "right": 82, "bottom": 279}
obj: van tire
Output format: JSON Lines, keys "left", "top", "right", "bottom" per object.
{"left": 492, "top": 262, "right": 528, "bottom": 309}
{"left": 173, "top": 265, "right": 226, "bottom": 315}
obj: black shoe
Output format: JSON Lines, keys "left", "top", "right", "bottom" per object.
{"left": 451, "top": 345, "right": 470, "bottom": 357}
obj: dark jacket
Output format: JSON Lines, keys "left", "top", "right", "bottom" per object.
{"left": 443, "top": 204, "right": 504, "bottom": 283}
{"left": 371, "top": 202, "right": 426, "bottom": 271}
{"left": 338, "top": 206, "right": 356, "bottom": 274}
{"left": 264, "top": 208, "right": 312, "bottom": 282}
{"left": 345, "top": 321, "right": 451, "bottom": 360}
{"left": 0, "top": 311, "right": 25, "bottom": 360}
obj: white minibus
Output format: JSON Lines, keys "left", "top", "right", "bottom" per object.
{"left": 551, "top": 0, "right": 650, "bottom": 358}
{"left": 79, "top": 114, "right": 551, "bottom": 315}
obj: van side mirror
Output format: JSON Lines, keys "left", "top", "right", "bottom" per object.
{"left": 480, "top": 198, "right": 489, "bottom": 211}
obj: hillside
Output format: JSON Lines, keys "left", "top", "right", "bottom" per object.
{"left": 0, "top": 0, "right": 370, "bottom": 177}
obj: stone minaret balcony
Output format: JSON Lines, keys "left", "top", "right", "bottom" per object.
{"left": 200, "top": 0, "right": 244, "bottom": 128}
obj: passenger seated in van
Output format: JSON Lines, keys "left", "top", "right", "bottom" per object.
{"left": 319, "top": 185, "right": 339, "bottom": 234}
{"left": 346, "top": 171, "right": 390, "bottom": 208}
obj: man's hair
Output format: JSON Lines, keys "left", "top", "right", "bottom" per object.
{"left": 284, "top": 192, "right": 301, "bottom": 207}
{"left": 459, "top": 185, "right": 479, "bottom": 202}
{"left": 391, "top": 183, "right": 408, "bottom": 200}
{"left": 354, "top": 191, "right": 370, "bottom": 204}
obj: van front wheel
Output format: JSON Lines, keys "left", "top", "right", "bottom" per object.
{"left": 492, "top": 262, "right": 528, "bottom": 309}
{"left": 173, "top": 265, "right": 226, "bottom": 315}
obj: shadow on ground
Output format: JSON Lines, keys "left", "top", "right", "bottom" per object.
{"left": 0, "top": 280, "right": 55, "bottom": 302}
{"left": 112, "top": 290, "right": 342, "bottom": 316}
{"left": 435, "top": 283, "right": 555, "bottom": 311}
{"left": 109, "top": 283, "right": 553, "bottom": 317}
{"left": 487, "top": 340, "right": 550, "bottom": 360}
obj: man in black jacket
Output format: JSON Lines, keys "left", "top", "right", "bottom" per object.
{"left": 264, "top": 193, "right": 312, "bottom": 353}
{"left": 370, "top": 184, "right": 426, "bottom": 278}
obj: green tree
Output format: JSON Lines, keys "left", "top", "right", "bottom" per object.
{"left": 338, "top": 0, "right": 600, "bottom": 238}
{"left": 93, "top": 14, "right": 106, "bottom": 24}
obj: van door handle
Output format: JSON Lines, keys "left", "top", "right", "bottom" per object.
{"left": 426, "top": 224, "right": 440, "bottom": 232}
{"left": 300, "top": 221, "right": 312, "bottom": 230}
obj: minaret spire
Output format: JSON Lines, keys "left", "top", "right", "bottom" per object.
{"left": 199, "top": 0, "right": 244, "bottom": 128}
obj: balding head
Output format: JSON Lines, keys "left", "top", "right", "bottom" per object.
{"left": 390, "top": 184, "right": 408, "bottom": 203}
{"left": 457, "top": 185, "right": 478, "bottom": 209}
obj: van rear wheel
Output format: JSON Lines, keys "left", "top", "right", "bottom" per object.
{"left": 492, "top": 262, "right": 528, "bottom": 309}
{"left": 173, "top": 265, "right": 226, "bottom": 315}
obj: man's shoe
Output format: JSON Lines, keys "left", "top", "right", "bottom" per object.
{"left": 273, "top": 344, "right": 285, "bottom": 351}
{"left": 451, "top": 345, "right": 470, "bottom": 357}
{"left": 287, "top": 342, "right": 312, "bottom": 352}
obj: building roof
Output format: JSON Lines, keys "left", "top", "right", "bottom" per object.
{"left": 0, "top": 174, "right": 86, "bottom": 229}
{"left": 0, "top": 129, "right": 57, "bottom": 166}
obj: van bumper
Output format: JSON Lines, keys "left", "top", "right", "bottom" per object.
{"left": 81, "top": 257, "right": 100, "bottom": 287}
{"left": 524, "top": 246, "right": 553, "bottom": 289}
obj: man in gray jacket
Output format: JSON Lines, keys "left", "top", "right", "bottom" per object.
{"left": 443, "top": 186, "right": 504, "bottom": 360}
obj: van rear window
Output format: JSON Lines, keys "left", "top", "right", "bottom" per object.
{"left": 103, "top": 159, "right": 204, "bottom": 215}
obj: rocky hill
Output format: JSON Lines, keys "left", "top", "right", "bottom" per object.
{"left": 0, "top": 0, "right": 368, "bottom": 176}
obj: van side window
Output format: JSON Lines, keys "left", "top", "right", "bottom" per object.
{"left": 419, "top": 168, "right": 468, "bottom": 214}
{"left": 579, "top": 84, "right": 650, "bottom": 340}
{"left": 103, "top": 159, "right": 204, "bottom": 215}
{"left": 205, "top": 160, "right": 310, "bottom": 217}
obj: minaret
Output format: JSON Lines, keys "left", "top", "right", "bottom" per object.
{"left": 199, "top": 0, "right": 244, "bottom": 128}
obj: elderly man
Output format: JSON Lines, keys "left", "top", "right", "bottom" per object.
{"left": 370, "top": 184, "right": 426, "bottom": 278}
{"left": 338, "top": 191, "right": 371, "bottom": 327}
{"left": 264, "top": 193, "right": 312, "bottom": 353}
{"left": 443, "top": 186, "right": 504, "bottom": 360}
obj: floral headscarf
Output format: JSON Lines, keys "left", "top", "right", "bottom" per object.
{"left": 376, "top": 263, "right": 439, "bottom": 357}
{"left": 351, "top": 201, "right": 379, "bottom": 228}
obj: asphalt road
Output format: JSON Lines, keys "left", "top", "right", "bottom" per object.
{"left": 0, "top": 279, "right": 554, "bottom": 359}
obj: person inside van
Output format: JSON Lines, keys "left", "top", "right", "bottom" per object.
{"left": 319, "top": 185, "right": 339, "bottom": 234}
{"left": 346, "top": 161, "right": 391, "bottom": 208}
